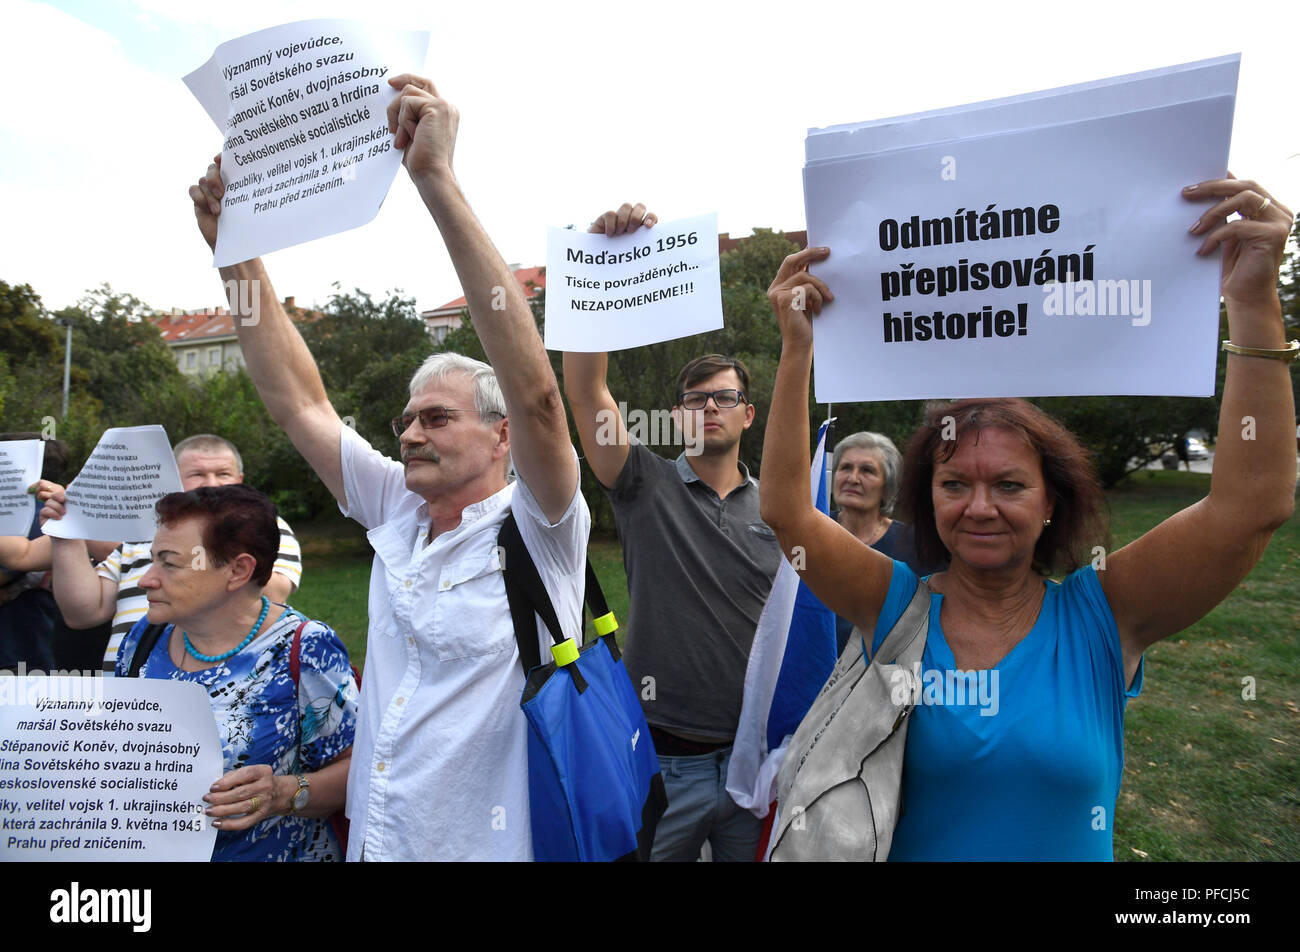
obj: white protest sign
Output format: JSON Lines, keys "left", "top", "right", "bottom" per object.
{"left": 803, "top": 80, "right": 1235, "bottom": 403}
{"left": 805, "top": 54, "right": 1239, "bottom": 165}
{"left": 544, "top": 213, "right": 723, "bottom": 352}
{"left": 0, "top": 675, "right": 221, "bottom": 862}
{"left": 42, "top": 426, "right": 183, "bottom": 543}
{"left": 185, "top": 20, "right": 429, "bottom": 266}
{"left": 0, "top": 440, "right": 44, "bottom": 537}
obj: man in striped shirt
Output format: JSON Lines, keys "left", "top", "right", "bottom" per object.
{"left": 44, "top": 434, "right": 302, "bottom": 673}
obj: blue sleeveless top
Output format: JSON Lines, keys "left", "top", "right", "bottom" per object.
{"left": 870, "top": 562, "right": 1142, "bottom": 861}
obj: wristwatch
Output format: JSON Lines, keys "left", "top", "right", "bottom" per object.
{"left": 289, "top": 774, "right": 310, "bottom": 814}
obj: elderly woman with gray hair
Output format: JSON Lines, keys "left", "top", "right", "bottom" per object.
{"left": 830, "top": 431, "right": 944, "bottom": 653}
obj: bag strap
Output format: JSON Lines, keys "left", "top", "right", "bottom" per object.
{"left": 498, "top": 512, "right": 563, "bottom": 673}
{"left": 128, "top": 623, "right": 170, "bottom": 678}
{"left": 497, "top": 511, "right": 615, "bottom": 681}
{"left": 289, "top": 616, "right": 309, "bottom": 686}
{"left": 869, "top": 579, "right": 931, "bottom": 666}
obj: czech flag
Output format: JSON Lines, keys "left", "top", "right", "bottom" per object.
{"left": 726, "top": 420, "right": 838, "bottom": 847}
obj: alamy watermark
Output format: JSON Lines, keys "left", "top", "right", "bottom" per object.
{"left": 595, "top": 402, "right": 703, "bottom": 456}
{"left": 49, "top": 882, "right": 150, "bottom": 932}
{"left": 224, "top": 278, "right": 261, "bottom": 327}
{"left": 1042, "top": 277, "right": 1152, "bottom": 327}
{"left": 0, "top": 666, "right": 105, "bottom": 708}
{"left": 890, "top": 663, "right": 1000, "bottom": 716}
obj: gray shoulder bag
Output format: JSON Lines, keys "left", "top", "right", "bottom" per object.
{"left": 768, "top": 580, "right": 930, "bottom": 862}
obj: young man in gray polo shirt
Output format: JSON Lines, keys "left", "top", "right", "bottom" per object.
{"left": 563, "top": 204, "right": 783, "bottom": 861}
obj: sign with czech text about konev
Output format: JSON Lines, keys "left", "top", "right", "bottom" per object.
{"left": 185, "top": 20, "right": 429, "bottom": 266}
{"left": 0, "top": 439, "right": 44, "bottom": 537}
{"left": 802, "top": 58, "right": 1237, "bottom": 403}
{"left": 41, "top": 426, "right": 182, "bottom": 544}
{"left": 0, "top": 675, "right": 221, "bottom": 862}
{"left": 545, "top": 213, "right": 724, "bottom": 352}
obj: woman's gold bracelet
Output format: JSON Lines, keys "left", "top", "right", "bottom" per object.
{"left": 1220, "top": 339, "right": 1300, "bottom": 363}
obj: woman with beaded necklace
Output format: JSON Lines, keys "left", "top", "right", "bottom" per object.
{"left": 50, "top": 484, "right": 358, "bottom": 861}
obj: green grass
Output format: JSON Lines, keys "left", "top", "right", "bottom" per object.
{"left": 1105, "top": 470, "right": 1300, "bottom": 861}
{"left": 287, "top": 513, "right": 371, "bottom": 666}
{"left": 289, "top": 472, "right": 1300, "bottom": 861}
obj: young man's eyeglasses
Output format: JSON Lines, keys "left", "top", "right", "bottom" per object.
{"left": 677, "top": 389, "right": 747, "bottom": 410}
{"left": 391, "top": 407, "right": 503, "bottom": 438}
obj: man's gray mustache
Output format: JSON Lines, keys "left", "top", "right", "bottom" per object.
{"left": 403, "top": 449, "right": 441, "bottom": 464}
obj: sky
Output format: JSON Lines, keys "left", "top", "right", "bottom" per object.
{"left": 2, "top": 0, "right": 1297, "bottom": 316}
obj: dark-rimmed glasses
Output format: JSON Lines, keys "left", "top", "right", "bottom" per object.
{"left": 677, "top": 389, "right": 747, "bottom": 410}
{"left": 390, "top": 406, "right": 503, "bottom": 438}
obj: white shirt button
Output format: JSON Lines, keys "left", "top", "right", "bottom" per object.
{"left": 395, "top": 697, "right": 405, "bottom": 706}
{"left": 377, "top": 762, "right": 386, "bottom": 773}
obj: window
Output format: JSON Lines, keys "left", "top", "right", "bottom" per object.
{"left": 186, "top": 351, "right": 197, "bottom": 369}
{"left": 207, "top": 347, "right": 221, "bottom": 367}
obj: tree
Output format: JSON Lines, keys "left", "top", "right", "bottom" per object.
{"left": 55, "top": 284, "right": 185, "bottom": 427}
{"left": 0, "top": 282, "right": 101, "bottom": 462}
{"left": 288, "top": 286, "right": 434, "bottom": 512}
{"left": 300, "top": 286, "right": 429, "bottom": 395}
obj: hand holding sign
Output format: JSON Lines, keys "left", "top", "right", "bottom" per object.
{"left": 802, "top": 56, "right": 1240, "bottom": 402}
{"left": 545, "top": 210, "right": 723, "bottom": 352}
{"left": 184, "top": 20, "right": 430, "bottom": 265}
{"left": 385, "top": 74, "right": 457, "bottom": 178}
{"left": 589, "top": 202, "right": 658, "bottom": 236}
{"left": 41, "top": 426, "right": 182, "bottom": 544}
{"left": 767, "top": 246, "right": 834, "bottom": 351}
{"left": 1187, "top": 176, "right": 1293, "bottom": 310}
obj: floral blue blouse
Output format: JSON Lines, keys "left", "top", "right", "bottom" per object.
{"left": 117, "top": 607, "right": 358, "bottom": 861}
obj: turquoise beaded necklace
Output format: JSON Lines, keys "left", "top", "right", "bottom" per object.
{"left": 183, "top": 595, "right": 270, "bottom": 663}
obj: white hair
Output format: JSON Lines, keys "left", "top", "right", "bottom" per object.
{"left": 408, "top": 353, "right": 506, "bottom": 418}
{"left": 832, "top": 431, "right": 902, "bottom": 515}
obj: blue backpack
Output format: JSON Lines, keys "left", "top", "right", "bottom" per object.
{"left": 498, "top": 513, "right": 667, "bottom": 862}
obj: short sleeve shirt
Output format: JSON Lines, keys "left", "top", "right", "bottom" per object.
{"left": 605, "top": 443, "right": 783, "bottom": 741}
{"left": 336, "top": 424, "right": 590, "bottom": 861}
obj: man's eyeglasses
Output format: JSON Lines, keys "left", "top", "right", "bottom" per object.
{"left": 677, "top": 389, "right": 747, "bottom": 410}
{"left": 390, "top": 407, "right": 503, "bottom": 438}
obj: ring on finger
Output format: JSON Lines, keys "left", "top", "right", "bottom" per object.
{"left": 250, "top": 795, "right": 260, "bottom": 812}
{"left": 1251, "top": 196, "right": 1272, "bottom": 219}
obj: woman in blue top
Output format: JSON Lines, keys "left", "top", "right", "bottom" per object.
{"left": 759, "top": 177, "right": 1295, "bottom": 860}
{"left": 103, "top": 485, "right": 357, "bottom": 861}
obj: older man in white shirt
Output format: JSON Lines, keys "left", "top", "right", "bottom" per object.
{"left": 188, "top": 74, "right": 588, "bottom": 859}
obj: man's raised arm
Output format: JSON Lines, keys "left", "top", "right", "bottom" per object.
{"left": 189, "top": 162, "right": 346, "bottom": 507}
{"left": 389, "top": 75, "right": 576, "bottom": 522}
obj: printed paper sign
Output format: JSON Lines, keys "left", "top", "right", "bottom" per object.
{"left": 545, "top": 213, "right": 723, "bottom": 352}
{"left": 0, "top": 675, "right": 221, "bottom": 862}
{"left": 803, "top": 60, "right": 1236, "bottom": 403}
{"left": 42, "top": 426, "right": 183, "bottom": 543}
{"left": 185, "top": 20, "right": 429, "bottom": 266}
{"left": 0, "top": 440, "right": 44, "bottom": 537}
{"left": 805, "top": 54, "right": 1240, "bottom": 165}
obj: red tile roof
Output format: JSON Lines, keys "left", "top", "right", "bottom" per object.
{"left": 149, "top": 310, "right": 233, "bottom": 343}
{"left": 149, "top": 301, "right": 318, "bottom": 343}
{"left": 433, "top": 266, "right": 546, "bottom": 311}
